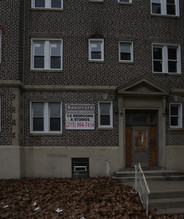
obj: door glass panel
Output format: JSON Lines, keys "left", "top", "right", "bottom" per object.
{"left": 134, "top": 130, "right": 147, "bottom": 148}
{"left": 132, "top": 113, "right": 148, "bottom": 125}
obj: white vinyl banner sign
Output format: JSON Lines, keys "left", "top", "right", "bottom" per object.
{"left": 65, "top": 104, "right": 95, "bottom": 130}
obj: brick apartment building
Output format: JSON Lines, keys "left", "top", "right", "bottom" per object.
{"left": 0, "top": 0, "right": 184, "bottom": 178}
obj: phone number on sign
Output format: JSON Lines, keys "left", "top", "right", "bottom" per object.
{"left": 66, "top": 122, "right": 94, "bottom": 128}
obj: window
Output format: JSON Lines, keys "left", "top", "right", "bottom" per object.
{"left": 170, "top": 103, "right": 182, "bottom": 128}
{"left": 119, "top": 41, "right": 133, "bottom": 62}
{"left": 118, "top": 0, "right": 132, "bottom": 3}
{"left": 0, "top": 30, "right": 2, "bottom": 64}
{"left": 32, "top": 0, "right": 63, "bottom": 9}
{"left": 151, "top": 0, "right": 179, "bottom": 16}
{"left": 31, "top": 39, "right": 63, "bottom": 70}
{"left": 152, "top": 44, "right": 181, "bottom": 74}
{"left": 98, "top": 102, "right": 113, "bottom": 128}
{"left": 30, "top": 102, "right": 62, "bottom": 133}
{"left": 72, "top": 158, "right": 89, "bottom": 178}
{"left": 88, "top": 39, "right": 104, "bottom": 61}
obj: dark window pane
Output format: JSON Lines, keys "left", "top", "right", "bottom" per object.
{"left": 33, "top": 103, "right": 44, "bottom": 117}
{"left": 154, "top": 61, "right": 162, "bottom": 72}
{"left": 91, "top": 52, "right": 101, "bottom": 60}
{"left": 168, "top": 61, "right": 177, "bottom": 73}
{"left": 35, "top": 0, "right": 45, "bottom": 7}
{"left": 34, "top": 56, "right": 44, "bottom": 68}
{"left": 153, "top": 48, "right": 162, "bottom": 59}
{"left": 171, "top": 117, "right": 178, "bottom": 126}
{"left": 100, "top": 115, "right": 110, "bottom": 126}
{"left": 167, "top": 5, "right": 175, "bottom": 15}
{"left": 125, "top": 113, "right": 131, "bottom": 125}
{"left": 33, "top": 118, "right": 44, "bottom": 131}
{"left": 120, "top": 53, "right": 131, "bottom": 60}
{"left": 171, "top": 106, "right": 178, "bottom": 115}
{"left": 167, "top": 0, "right": 174, "bottom": 3}
{"left": 168, "top": 48, "right": 177, "bottom": 60}
{"left": 50, "top": 118, "right": 60, "bottom": 131}
{"left": 132, "top": 113, "right": 148, "bottom": 125}
{"left": 50, "top": 103, "right": 60, "bottom": 117}
{"left": 51, "top": 57, "right": 61, "bottom": 69}
{"left": 51, "top": 0, "right": 61, "bottom": 8}
{"left": 152, "top": 4, "right": 161, "bottom": 14}
{"left": 119, "top": 0, "right": 129, "bottom": 2}
{"left": 100, "top": 103, "right": 110, "bottom": 114}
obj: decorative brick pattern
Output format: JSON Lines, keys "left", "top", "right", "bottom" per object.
{"left": 23, "top": 0, "right": 184, "bottom": 88}
{"left": 0, "top": 88, "right": 16, "bottom": 145}
{"left": 23, "top": 91, "right": 119, "bottom": 147}
{"left": 0, "top": 0, "right": 21, "bottom": 80}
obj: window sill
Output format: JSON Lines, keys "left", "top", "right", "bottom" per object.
{"left": 30, "top": 133, "right": 62, "bottom": 136}
{"left": 117, "top": 2, "right": 132, "bottom": 5}
{"left": 30, "top": 69, "right": 63, "bottom": 73}
{"left": 152, "top": 72, "right": 181, "bottom": 76}
{"left": 168, "top": 128, "right": 184, "bottom": 131}
{"left": 97, "top": 127, "right": 114, "bottom": 131}
{"left": 151, "top": 14, "right": 179, "bottom": 18}
{"left": 31, "top": 8, "right": 63, "bottom": 11}
{"left": 88, "top": 60, "right": 104, "bottom": 63}
{"left": 119, "top": 61, "right": 134, "bottom": 64}
{"left": 88, "top": 0, "right": 103, "bottom": 2}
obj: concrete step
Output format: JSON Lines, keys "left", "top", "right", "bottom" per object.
{"left": 156, "top": 208, "right": 184, "bottom": 215}
{"left": 149, "top": 191, "right": 184, "bottom": 199}
{"left": 113, "top": 170, "right": 184, "bottom": 177}
{"left": 112, "top": 175, "right": 184, "bottom": 182}
{"left": 149, "top": 197, "right": 184, "bottom": 209}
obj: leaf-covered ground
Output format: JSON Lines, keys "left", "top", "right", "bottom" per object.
{"left": 0, "top": 177, "right": 183, "bottom": 219}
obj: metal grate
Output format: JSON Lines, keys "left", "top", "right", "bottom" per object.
{"left": 72, "top": 158, "right": 89, "bottom": 178}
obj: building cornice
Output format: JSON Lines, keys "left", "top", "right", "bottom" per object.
{"left": 24, "top": 85, "right": 117, "bottom": 92}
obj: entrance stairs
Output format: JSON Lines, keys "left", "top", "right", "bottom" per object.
{"left": 112, "top": 169, "right": 184, "bottom": 215}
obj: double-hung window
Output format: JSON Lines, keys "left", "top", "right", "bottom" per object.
{"left": 31, "top": 39, "right": 63, "bottom": 70}
{"left": 98, "top": 102, "right": 113, "bottom": 128}
{"left": 170, "top": 103, "right": 182, "bottom": 128}
{"left": 88, "top": 39, "right": 104, "bottom": 62}
{"left": 30, "top": 102, "right": 62, "bottom": 133}
{"left": 0, "top": 30, "right": 2, "bottom": 64}
{"left": 32, "top": 0, "right": 63, "bottom": 9}
{"left": 151, "top": 0, "right": 179, "bottom": 16}
{"left": 119, "top": 41, "right": 133, "bottom": 62}
{"left": 152, "top": 44, "right": 181, "bottom": 74}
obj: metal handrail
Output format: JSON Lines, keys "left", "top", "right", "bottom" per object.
{"left": 134, "top": 163, "right": 150, "bottom": 216}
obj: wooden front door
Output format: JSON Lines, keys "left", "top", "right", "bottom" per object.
{"left": 132, "top": 126, "right": 149, "bottom": 167}
{"left": 125, "top": 111, "right": 157, "bottom": 167}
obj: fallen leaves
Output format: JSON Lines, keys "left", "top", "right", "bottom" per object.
{"left": 0, "top": 177, "right": 183, "bottom": 218}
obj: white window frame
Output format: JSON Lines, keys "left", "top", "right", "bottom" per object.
{"left": 98, "top": 101, "right": 113, "bottom": 128}
{"left": 31, "top": 0, "right": 63, "bottom": 9}
{"left": 118, "top": 0, "right": 132, "bottom": 3}
{"left": 152, "top": 43, "right": 181, "bottom": 74}
{"left": 30, "top": 102, "right": 62, "bottom": 133}
{"left": 169, "top": 103, "right": 182, "bottom": 128}
{"left": 88, "top": 39, "right": 104, "bottom": 62}
{"left": 119, "top": 41, "right": 133, "bottom": 62}
{"left": 151, "top": 0, "right": 179, "bottom": 16}
{"left": 0, "top": 30, "right": 2, "bottom": 64}
{"left": 31, "top": 39, "right": 63, "bottom": 70}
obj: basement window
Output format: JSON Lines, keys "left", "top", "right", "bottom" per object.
{"left": 72, "top": 158, "right": 89, "bottom": 178}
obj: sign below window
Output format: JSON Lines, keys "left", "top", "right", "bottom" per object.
{"left": 65, "top": 104, "right": 95, "bottom": 130}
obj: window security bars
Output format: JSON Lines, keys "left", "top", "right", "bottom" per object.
{"left": 134, "top": 163, "right": 150, "bottom": 216}
{"left": 72, "top": 158, "right": 89, "bottom": 178}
